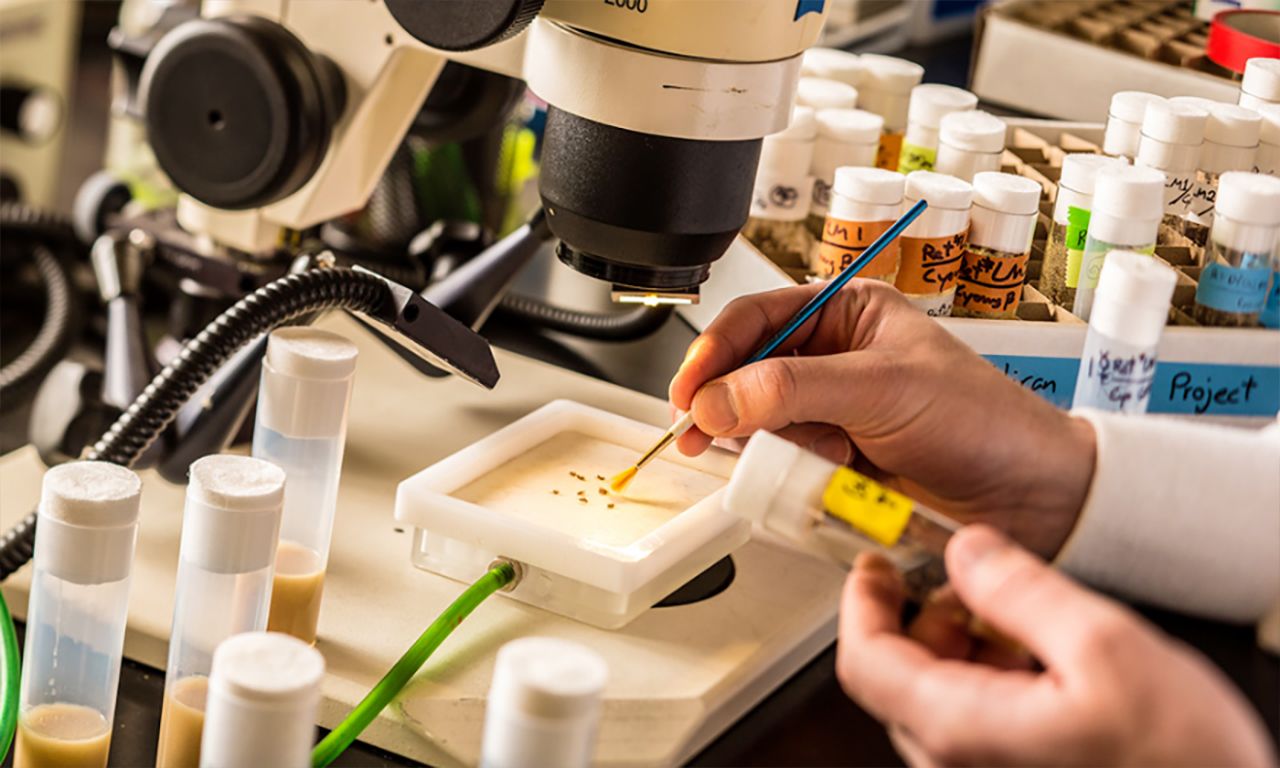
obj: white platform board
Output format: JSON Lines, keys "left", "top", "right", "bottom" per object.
{"left": 0, "top": 313, "right": 846, "bottom": 767}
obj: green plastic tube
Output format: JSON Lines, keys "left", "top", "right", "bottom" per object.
{"left": 0, "top": 589, "right": 19, "bottom": 761}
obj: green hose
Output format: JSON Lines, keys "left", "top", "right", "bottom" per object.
{"left": 312, "top": 561, "right": 517, "bottom": 768}
{"left": 0, "top": 589, "right": 19, "bottom": 761}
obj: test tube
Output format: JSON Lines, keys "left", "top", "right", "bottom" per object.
{"left": 1038, "top": 153, "right": 1129, "bottom": 307}
{"left": 795, "top": 77, "right": 858, "bottom": 111}
{"left": 724, "top": 430, "right": 959, "bottom": 597}
{"left": 480, "top": 637, "right": 608, "bottom": 768}
{"left": 252, "top": 326, "right": 358, "bottom": 645}
{"left": 1134, "top": 98, "right": 1208, "bottom": 229}
{"left": 17, "top": 462, "right": 142, "bottom": 768}
{"left": 199, "top": 632, "right": 324, "bottom": 768}
{"left": 1071, "top": 165, "right": 1165, "bottom": 321}
{"left": 1238, "top": 57, "right": 1280, "bottom": 112}
{"left": 855, "top": 54, "right": 923, "bottom": 171}
{"left": 742, "top": 107, "right": 817, "bottom": 270}
{"left": 893, "top": 170, "right": 974, "bottom": 317}
{"left": 934, "top": 110, "right": 1006, "bottom": 183}
{"left": 1258, "top": 104, "right": 1280, "bottom": 177}
{"left": 806, "top": 108, "right": 883, "bottom": 239}
{"left": 896, "top": 84, "right": 977, "bottom": 174}
{"left": 1072, "top": 251, "right": 1176, "bottom": 413}
{"left": 953, "top": 172, "right": 1042, "bottom": 319}
{"left": 811, "top": 166, "right": 905, "bottom": 281}
{"left": 1193, "top": 172, "right": 1280, "bottom": 328}
{"left": 156, "top": 455, "right": 286, "bottom": 768}
{"left": 1169, "top": 97, "right": 1261, "bottom": 240}
{"left": 1102, "top": 91, "right": 1164, "bottom": 161}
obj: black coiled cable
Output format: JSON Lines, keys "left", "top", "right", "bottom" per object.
{"left": 0, "top": 267, "right": 393, "bottom": 580}
{"left": 494, "top": 293, "right": 674, "bottom": 342}
{"left": 0, "top": 203, "right": 79, "bottom": 412}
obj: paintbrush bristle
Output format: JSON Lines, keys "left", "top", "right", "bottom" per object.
{"left": 609, "top": 466, "right": 638, "bottom": 493}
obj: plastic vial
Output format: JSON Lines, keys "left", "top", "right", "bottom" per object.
{"left": 743, "top": 107, "right": 818, "bottom": 270}
{"left": 856, "top": 54, "right": 923, "bottom": 171}
{"left": 1238, "top": 57, "right": 1280, "bottom": 112}
{"left": 954, "top": 172, "right": 1042, "bottom": 319}
{"left": 1071, "top": 165, "right": 1165, "bottom": 321}
{"left": 1193, "top": 172, "right": 1280, "bottom": 327}
{"left": 795, "top": 77, "right": 858, "bottom": 111}
{"left": 1134, "top": 98, "right": 1208, "bottom": 228}
{"left": 1072, "top": 251, "right": 1177, "bottom": 414}
{"left": 811, "top": 166, "right": 905, "bottom": 281}
{"left": 1254, "top": 103, "right": 1280, "bottom": 177}
{"left": 806, "top": 108, "right": 883, "bottom": 238}
{"left": 1169, "top": 97, "right": 1261, "bottom": 239}
{"left": 801, "top": 47, "right": 862, "bottom": 88}
{"left": 1103, "top": 91, "right": 1164, "bottom": 160}
{"left": 17, "top": 462, "right": 142, "bottom": 768}
{"left": 894, "top": 170, "right": 974, "bottom": 316}
{"left": 724, "top": 430, "right": 959, "bottom": 598}
{"left": 199, "top": 631, "right": 324, "bottom": 768}
{"left": 252, "top": 326, "right": 358, "bottom": 645}
{"left": 1039, "top": 153, "right": 1129, "bottom": 307}
{"left": 156, "top": 455, "right": 286, "bottom": 768}
{"left": 897, "top": 84, "right": 977, "bottom": 174}
{"left": 480, "top": 637, "right": 608, "bottom": 768}
{"left": 934, "top": 110, "right": 1006, "bottom": 183}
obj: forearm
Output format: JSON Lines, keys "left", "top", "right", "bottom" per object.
{"left": 1054, "top": 412, "right": 1280, "bottom": 623}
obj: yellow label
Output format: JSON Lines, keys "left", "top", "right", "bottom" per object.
{"left": 821, "top": 467, "right": 914, "bottom": 547}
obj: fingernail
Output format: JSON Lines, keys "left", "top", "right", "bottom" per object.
{"left": 948, "top": 526, "right": 1007, "bottom": 576}
{"left": 694, "top": 381, "right": 738, "bottom": 433}
{"left": 809, "top": 433, "right": 853, "bottom": 465}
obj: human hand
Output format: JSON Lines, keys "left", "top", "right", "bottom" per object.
{"left": 837, "top": 525, "right": 1275, "bottom": 767}
{"left": 670, "top": 281, "right": 1094, "bottom": 557}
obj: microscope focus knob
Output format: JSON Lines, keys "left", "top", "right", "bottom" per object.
{"left": 385, "top": 0, "right": 543, "bottom": 51}
{"left": 138, "top": 16, "right": 346, "bottom": 210}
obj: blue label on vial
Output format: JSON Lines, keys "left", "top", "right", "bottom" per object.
{"left": 1262, "top": 271, "right": 1280, "bottom": 329}
{"left": 1196, "top": 263, "right": 1272, "bottom": 314}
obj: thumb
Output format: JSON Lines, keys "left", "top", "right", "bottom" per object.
{"left": 690, "top": 351, "right": 892, "bottom": 438}
{"left": 945, "top": 525, "right": 1134, "bottom": 668}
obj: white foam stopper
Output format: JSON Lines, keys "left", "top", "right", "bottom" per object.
{"left": 904, "top": 170, "right": 974, "bottom": 210}
{"left": 1215, "top": 172, "right": 1280, "bottom": 226}
{"left": 1105, "top": 93, "right": 1165, "bottom": 157}
{"left": 939, "top": 110, "right": 1006, "bottom": 153}
{"left": 1110, "top": 91, "right": 1164, "bottom": 123}
{"left": 772, "top": 105, "right": 817, "bottom": 141}
{"left": 189, "top": 455, "right": 286, "bottom": 513}
{"left": 1092, "top": 165, "right": 1166, "bottom": 221}
{"left": 210, "top": 632, "right": 324, "bottom": 703}
{"left": 1241, "top": 57, "right": 1280, "bottom": 104}
{"left": 1060, "top": 153, "right": 1129, "bottom": 195}
{"left": 906, "top": 84, "right": 978, "bottom": 129}
{"left": 1141, "top": 99, "right": 1208, "bottom": 145}
{"left": 972, "top": 172, "right": 1041, "bottom": 216}
{"left": 265, "top": 327, "right": 357, "bottom": 381}
{"left": 858, "top": 54, "right": 924, "bottom": 92}
{"left": 40, "top": 461, "right": 141, "bottom": 528}
{"left": 1092, "top": 250, "right": 1177, "bottom": 346}
{"left": 801, "top": 48, "right": 861, "bottom": 86}
{"left": 1171, "top": 97, "right": 1262, "bottom": 147}
{"left": 183, "top": 455, "right": 285, "bottom": 575}
{"left": 796, "top": 77, "right": 858, "bottom": 110}
{"left": 815, "top": 108, "right": 883, "bottom": 144}
{"left": 833, "top": 166, "right": 905, "bottom": 205}
{"left": 1260, "top": 103, "right": 1280, "bottom": 145}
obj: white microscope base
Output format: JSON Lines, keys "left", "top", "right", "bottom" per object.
{"left": 0, "top": 314, "right": 846, "bottom": 767}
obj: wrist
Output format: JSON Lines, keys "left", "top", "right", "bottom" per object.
{"left": 1012, "top": 411, "right": 1097, "bottom": 559}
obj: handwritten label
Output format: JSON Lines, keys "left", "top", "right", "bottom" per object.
{"left": 876, "top": 132, "right": 904, "bottom": 171}
{"left": 1195, "top": 262, "right": 1272, "bottom": 314}
{"left": 954, "top": 248, "right": 1030, "bottom": 316}
{"left": 895, "top": 229, "right": 967, "bottom": 294}
{"left": 1074, "top": 348, "right": 1158, "bottom": 412}
{"left": 897, "top": 141, "right": 937, "bottom": 174}
{"left": 821, "top": 466, "right": 914, "bottom": 547}
{"left": 1262, "top": 271, "right": 1280, "bottom": 329}
{"left": 1162, "top": 172, "right": 1195, "bottom": 216}
{"left": 811, "top": 177, "right": 833, "bottom": 212}
{"left": 751, "top": 173, "right": 812, "bottom": 221}
{"left": 1189, "top": 179, "right": 1216, "bottom": 218}
{"left": 1063, "top": 205, "right": 1091, "bottom": 289}
{"left": 1077, "top": 240, "right": 1155, "bottom": 291}
{"left": 813, "top": 217, "right": 897, "bottom": 279}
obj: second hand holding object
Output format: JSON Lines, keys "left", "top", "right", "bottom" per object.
{"left": 610, "top": 199, "right": 930, "bottom": 493}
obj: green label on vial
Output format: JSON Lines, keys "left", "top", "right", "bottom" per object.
{"left": 897, "top": 142, "right": 937, "bottom": 174}
{"left": 1064, "top": 205, "right": 1091, "bottom": 289}
{"left": 1077, "top": 239, "right": 1156, "bottom": 291}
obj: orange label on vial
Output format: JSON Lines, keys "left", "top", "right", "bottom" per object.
{"left": 954, "top": 249, "right": 1031, "bottom": 316}
{"left": 814, "top": 217, "right": 899, "bottom": 279}
{"left": 894, "top": 230, "right": 967, "bottom": 294}
{"left": 875, "top": 133, "right": 904, "bottom": 171}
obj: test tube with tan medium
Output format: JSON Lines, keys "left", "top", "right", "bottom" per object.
{"left": 253, "top": 327, "right": 358, "bottom": 644}
{"left": 17, "top": 462, "right": 142, "bottom": 768}
{"left": 156, "top": 455, "right": 286, "bottom": 768}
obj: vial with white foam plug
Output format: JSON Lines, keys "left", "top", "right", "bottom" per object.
{"left": 17, "top": 462, "right": 142, "bottom": 768}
